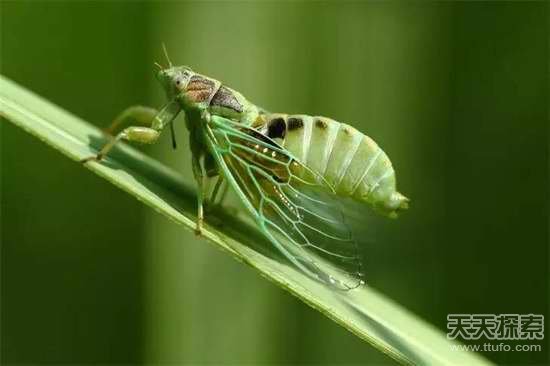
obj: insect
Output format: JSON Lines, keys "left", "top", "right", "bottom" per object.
{"left": 82, "top": 50, "right": 409, "bottom": 290}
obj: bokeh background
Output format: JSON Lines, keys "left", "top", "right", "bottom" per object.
{"left": 1, "top": 1, "right": 547, "bottom": 365}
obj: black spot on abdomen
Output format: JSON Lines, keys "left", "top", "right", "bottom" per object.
{"left": 266, "top": 117, "right": 286, "bottom": 139}
{"left": 287, "top": 117, "right": 304, "bottom": 131}
{"left": 210, "top": 85, "right": 243, "bottom": 113}
{"left": 315, "top": 118, "right": 328, "bottom": 129}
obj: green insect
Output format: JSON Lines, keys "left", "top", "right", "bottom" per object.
{"left": 83, "top": 50, "right": 409, "bottom": 290}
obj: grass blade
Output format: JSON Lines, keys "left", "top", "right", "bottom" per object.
{"left": 0, "top": 75, "right": 492, "bottom": 366}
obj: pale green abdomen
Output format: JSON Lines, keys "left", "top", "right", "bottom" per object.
{"left": 261, "top": 114, "right": 408, "bottom": 218}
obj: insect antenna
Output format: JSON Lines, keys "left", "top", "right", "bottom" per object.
{"left": 162, "top": 42, "right": 173, "bottom": 68}
{"left": 169, "top": 119, "right": 177, "bottom": 150}
{"left": 154, "top": 61, "right": 163, "bottom": 70}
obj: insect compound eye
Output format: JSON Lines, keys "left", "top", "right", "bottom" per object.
{"left": 174, "top": 74, "right": 187, "bottom": 89}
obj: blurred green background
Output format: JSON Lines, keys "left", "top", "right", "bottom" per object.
{"left": 1, "top": 1, "right": 547, "bottom": 365}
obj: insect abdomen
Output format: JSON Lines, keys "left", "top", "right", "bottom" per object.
{"left": 262, "top": 114, "right": 409, "bottom": 218}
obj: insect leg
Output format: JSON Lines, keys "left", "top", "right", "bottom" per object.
{"left": 191, "top": 154, "right": 205, "bottom": 236}
{"left": 203, "top": 151, "right": 219, "bottom": 177}
{"left": 81, "top": 101, "right": 180, "bottom": 163}
{"left": 188, "top": 128, "right": 208, "bottom": 235}
{"left": 209, "top": 176, "right": 224, "bottom": 205}
{"left": 81, "top": 127, "right": 160, "bottom": 163}
{"left": 204, "top": 151, "right": 227, "bottom": 207}
{"left": 103, "top": 105, "right": 159, "bottom": 136}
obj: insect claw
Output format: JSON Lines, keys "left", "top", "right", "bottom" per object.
{"left": 80, "top": 153, "right": 102, "bottom": 164}
{"left": 194, "top": 218, "right": 203, "bottom": 236}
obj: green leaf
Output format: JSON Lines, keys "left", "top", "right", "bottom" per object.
{"left": 0, "top": 75, "right": 492, "bottom": 366}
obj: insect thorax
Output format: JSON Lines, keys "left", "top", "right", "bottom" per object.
{"left": 182, "top": 73, "right": 260, "bottom": 126}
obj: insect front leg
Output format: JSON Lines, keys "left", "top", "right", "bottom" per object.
{"left": 104, "top": 105, "right": 159, "bottom": 136}
{"left": 81, "top": 101, "right": 180, "bottom": 163}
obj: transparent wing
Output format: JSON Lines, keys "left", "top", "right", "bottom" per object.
{"left": 206, "top": 116, "right": 364, "bottom": 290}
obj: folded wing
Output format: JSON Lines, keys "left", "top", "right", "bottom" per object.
{"left": 206, "top": 116, "right": 364, "bottom": 290}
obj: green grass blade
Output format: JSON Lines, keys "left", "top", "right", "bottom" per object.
{"left": 0, "top": 75, "right": 493, "bottom": 366}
